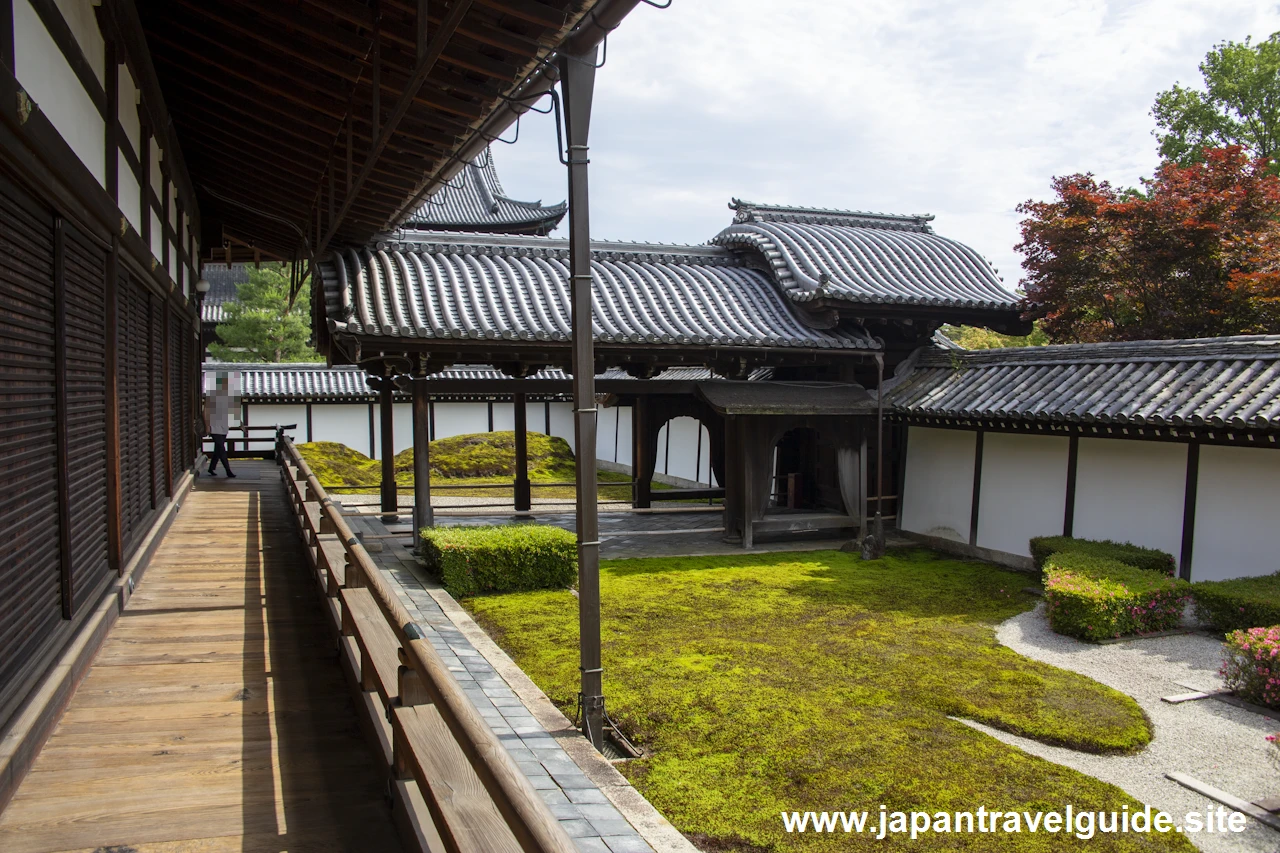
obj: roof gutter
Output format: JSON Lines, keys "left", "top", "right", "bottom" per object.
{"left": 386, "top": 0, "right": 642, "bottom": 228}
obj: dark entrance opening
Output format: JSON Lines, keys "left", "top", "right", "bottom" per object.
{"left": 771, "top": 428, "right": 844, "bottom": 514}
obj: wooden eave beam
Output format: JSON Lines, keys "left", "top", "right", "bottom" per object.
{"left": 319, "top": 0, "right": 476, "bottom": 255}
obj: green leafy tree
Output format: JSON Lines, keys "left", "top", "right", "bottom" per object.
{"left": 1152, "top": 33, "right": 1280, "bottom": 168}
{"left": 940, "top": 322, "right": 1050, "bottom": 349}
{"left": 208, "top": 264, "right": 320, "bottom": 363}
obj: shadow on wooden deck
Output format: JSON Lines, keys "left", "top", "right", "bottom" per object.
{"left": 0, "top": 461, "right": 403, "bottom": 852}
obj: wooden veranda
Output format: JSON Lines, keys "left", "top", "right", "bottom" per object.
{"left": 0, "top": 463, "right": 404, "bottom": 851}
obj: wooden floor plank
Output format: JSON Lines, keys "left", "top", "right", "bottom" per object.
{"left": 0, "top": 461, "right": 403, "bottom": 853}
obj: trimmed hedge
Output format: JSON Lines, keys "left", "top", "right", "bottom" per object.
{"left": 1044, "top": 552, "right": 1191, "bottom": 643}
{"left": 1193, "top": 572, "right": 1280, "bottom": 633}
{"left": 1030, "top": 535, "right": 1176, "bottom": 576}
{"left": 421, "top": 525, "right": 577, "bottom": 597}
{"left": 1221, "top": 627, "right": 1280, "bottom": 709}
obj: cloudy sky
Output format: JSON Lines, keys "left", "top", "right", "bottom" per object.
{"left": 488, "top": 0, "right": 1278, "bottom": 294}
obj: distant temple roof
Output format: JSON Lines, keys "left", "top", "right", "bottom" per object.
{"left": 200, "top": 264, "right": 249, "bottom": 325}
{"left": 890, "top": 335, "right": 1280, "bottom": 431}
{"left": 400, "top": 149, "right": 566, "bottom": 236}
{"left": 204, "top": 362, "right": 772, "bottom": 403}
{"left": 713, "top": 199, "right": 1019, "bottom": 311}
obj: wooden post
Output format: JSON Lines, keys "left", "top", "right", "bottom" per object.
{"left": 1063, "top": 434, "right": 1079, "bottom": 536}
{"left": 968, "top": 429, "right": 985, "bottom": 547}
{"left": 104, "top": 236, "right": 123, "bottom": 575}
{"left": 379, "top": 377, "right": 396, "bottom": 515}
{"left": 631, "top": 397, "right": 651, "bottom": 509}
{"left": 1178, "top": 442, "right": 1199, "bottom": 581}
{"left": 513, "top": 391, "right": 530, "bottom": 512}
{"left": 412, "top": 373, "right": 434, "bottom": 533}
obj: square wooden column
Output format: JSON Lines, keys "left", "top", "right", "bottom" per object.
{"left": 513, "top": 391, "right": 531, "bottom": 512}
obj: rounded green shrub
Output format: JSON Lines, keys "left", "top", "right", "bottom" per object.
{"left": 1194, "top": 572, "right": 1280, "bottom": 633}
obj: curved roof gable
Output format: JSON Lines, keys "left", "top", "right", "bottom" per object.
{"left": 321, "top": 234, "right": 875, "bottom": 352}
{"left": 402, "top": 149, "right": 566, "bottom": 236}
{"left": 712, "top": 199, "right": 1021, "bottom": 311}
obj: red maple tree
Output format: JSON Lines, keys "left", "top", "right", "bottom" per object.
{"left": 1017, "top": 146, "right": 1280, "bottom": 342}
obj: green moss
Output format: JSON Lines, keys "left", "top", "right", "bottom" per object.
{"left": 466, "top": 548, "right": 1189, "bottom": 852}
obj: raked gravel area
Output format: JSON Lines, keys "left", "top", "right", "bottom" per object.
{"left": 958, "top": 604, "right": 1279, "bottom": 853}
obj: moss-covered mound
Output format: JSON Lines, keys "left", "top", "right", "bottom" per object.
{"left": 297, "top": 441, "right": 380, "bottom": 489}
{"left": 394, "top": 431, "right": 576, "bottom": 481}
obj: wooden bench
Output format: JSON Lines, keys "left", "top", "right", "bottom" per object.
{"left": 340, "top": 585, "right": 403, "bottom": 709}
{"left": 392, "top": 704, "right": 523, "bottom": 853}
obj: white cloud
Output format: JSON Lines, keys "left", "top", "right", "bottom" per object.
{"left": 495, "top": 0, "right": 1280, "bottom": 294}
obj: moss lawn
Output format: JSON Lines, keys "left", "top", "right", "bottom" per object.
{"left": 465, "top": 548, "right": 1191, "bottom": 852}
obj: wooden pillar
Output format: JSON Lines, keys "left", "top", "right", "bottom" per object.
{"left": 104, "top": 236, "right": 123, "bottom": 575}
{"left": 631, "top": 396, "right": 652, "bottom": 508}
{"left": 1178, "top": 441, "right": 1199, "bottom": 581}
{"left": 513, "top": 391, "right": 531, "bottom": 512}
{"left": 968, "top": 429, "right": 985, "bottom": 547}
{"left": 379, "top": 378, "right": 396, "bottom": 515}
{"left": 741, "top": 419, "right": 755, "bottom": 550}
{"left": 1063, "top": 434, "right": 1079, "bottom": 536}
{"left": 412, "top": 374, "right": 434, "bottom": 532}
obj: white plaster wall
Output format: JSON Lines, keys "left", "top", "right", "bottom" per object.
{"left": 899, "top": 426, "right": 976, "bottom": 542}
{"left": 656, "top": 417, "right": 711, "bottom": 485}
{"left": 148, "top": 139, "right": 163, "bottom": 261}
{"left": 391, "top": 402, "right": 413, "bottom": 455}
{"left": 310, "top": 404, "right": 373, "bottom": 457}
{"left": 1072, "top": 438, "right": 1187, "bottom": 563}
{"left": 1192, "top": 445, "right": 1280, "bottom": 582}
{"left": 117, "top": 66, "right": 141, "bottom": 234}
{"left": 614, "top": 406, "right": 632, "bottom": 467}
{"left": 432, "top": 403, "right": 487, "bottom": 439}
{"left": 547, "top": 402, "right": 574, "bottom": 444}
{"left": 53, "top": 0, "right": 103, "bottom": 85}
{"left": 976, "top": 433, "right": 1070, "bottom": 557}
{"left": 14, "top": 0, "right": 104, "bottom": 185}
{"left": 243, "top": 404, "right": 307, "bottom": 452}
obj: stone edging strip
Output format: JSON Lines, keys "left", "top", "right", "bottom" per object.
{"left": 424, "top": 585, "right": 700, "bottom": 853}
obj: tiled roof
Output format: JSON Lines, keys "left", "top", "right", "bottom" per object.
{"left": 401, "top": 149, "right": 565, "bottom": 236}
{"left": 712, "top": 199, "right": 1020, "bottom": 311}
{"left": 890, "top": 336, "right": 1280, "bottom": 430}
{"left": 200, "top": 264, "right": 249, "bottom": 324}
{"left": 321, "top": 233, "right": 877, "bottom": 351}
{"left": 203, "top": 362, "right": 758, "bottom": 402}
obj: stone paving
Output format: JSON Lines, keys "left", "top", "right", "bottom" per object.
{"left": 340, "top": 507, "right": 659, "bottom": 853}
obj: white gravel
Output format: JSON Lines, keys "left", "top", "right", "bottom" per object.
{"left": 957, "top": 604, "right": 1280, "bottom": 852}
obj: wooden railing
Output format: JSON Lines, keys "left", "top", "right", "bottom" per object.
{"left": 276, "top": 435, "right": 577, "bottom": 853}
{"left": 203, "top": 424, "right": 297, "bottom": 459}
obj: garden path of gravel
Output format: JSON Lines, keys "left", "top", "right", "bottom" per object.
{"left": 956, "top": 604, "right": 1278, "bottom": 853}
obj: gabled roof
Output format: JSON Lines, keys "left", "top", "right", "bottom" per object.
{"left": 401, "top": 149, "right": 566, "bottom": 236}
{"left": 890, "top": 336, "right": 1280, "bottom": 431}
{"left": 712, "top": 199, "right": 1021, "bottom": 312}
{"left": 321, "top": 233, "right": 877, "bottom": 353}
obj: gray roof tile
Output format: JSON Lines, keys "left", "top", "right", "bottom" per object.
{"left": 890, "top": 336, "right": 1280, "bottom": 430}
{"left": 402, "top": 148, "right": 566, "bottom": 236}
{"left": 713, "top": 200, "right": 1020, "bottom": 311}
{"left": 322, "top": 234, "right": 876, "bottom": 352}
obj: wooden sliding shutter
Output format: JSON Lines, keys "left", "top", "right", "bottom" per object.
{"left": 149, "top": 294, "right": 165, "bottom": 502}
{"left": 0, "top": 176, "right": 61, "bottom": 703}
{"left": 62, "top": 220, "right": 110, "bottom": 613}
{"left": 118, "top": 269, "right": 153, "bottom": 554}
{"left": 169, "top": 307, "right": 183, "bottom": 487}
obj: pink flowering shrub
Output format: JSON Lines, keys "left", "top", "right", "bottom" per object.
{"left": 1221, "top": 627, "right": 1280, "bottom": 709}
{"left": 1044, "top": 552, "right": 1192, "bottom": 643}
